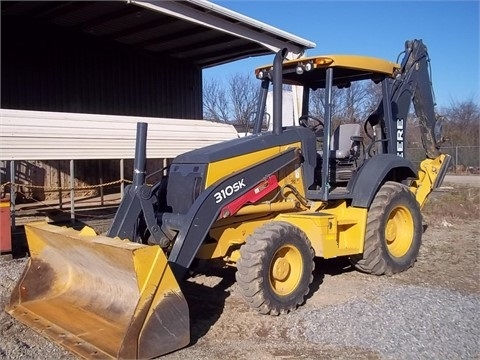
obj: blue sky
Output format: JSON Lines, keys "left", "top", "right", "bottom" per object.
{"left": 204, "top": 1, "right": 479, "bottom": 109}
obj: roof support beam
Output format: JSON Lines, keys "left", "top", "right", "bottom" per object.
{"left": 192, "top": 47, "right": 268, "bottom": 68}
{"left": 33, "top": 1, "right": 89, "bottom": 21}
{"left": 129, "top": 0, "right": 314, "bottom": 59}
{"left": 138, "top": 26, "right": 212, "bottom": 49}
{"left": 106, "top": 17, "right": 180, "bottom": 41}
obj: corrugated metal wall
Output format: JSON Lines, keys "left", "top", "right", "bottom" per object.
{"left": 1, "top": 109, "right": 239, "bottom": 160}
{"left": 0, "top": 109, "right": 238, "bottom": 201}
{"left": 1, "top": 17, "right": 202, "bottom": 119}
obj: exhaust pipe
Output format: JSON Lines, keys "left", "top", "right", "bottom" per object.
{"left": 133, "top": 122, "right": 148, "bottom": 188}
{"left": 273, "top": 48, "right": 288, "bottom": 135}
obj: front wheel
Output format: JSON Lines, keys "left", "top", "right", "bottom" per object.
{"left": 350, "top": 181, "right": 422, "bottom": 275}
{"left": 236, "top": 221, "right": 315, "bottom": 315}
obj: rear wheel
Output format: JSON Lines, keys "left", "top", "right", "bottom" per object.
{"left": 236, "top": 221, "right": 315, "bottom": 315}
{"left": 350, "top": 181, "right": 422, "bottom": 275}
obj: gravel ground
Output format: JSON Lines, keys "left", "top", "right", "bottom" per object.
{"left": 1, "top": 188, "right": 479, "bottom": 359}
{"left": 289, "top": 285, "right": 479, "bottom": 360}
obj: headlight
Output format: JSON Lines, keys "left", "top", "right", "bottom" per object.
{"left": 256, "top": 70, "right": 266, "bottom": 79}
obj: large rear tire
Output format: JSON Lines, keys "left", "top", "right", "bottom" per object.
{"left": 350, "top": 181, "right": 422, "bottom": 275}
{"left": 236, "top": 221, "right": 315, "bottom": 315}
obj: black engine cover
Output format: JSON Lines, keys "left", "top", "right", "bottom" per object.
{"left": 166, "top": 164, "right": 207, "bottom": 214}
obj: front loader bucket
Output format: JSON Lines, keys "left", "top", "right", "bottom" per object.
{"left": 6, "top": 222, "right": 190, "bottom": 359}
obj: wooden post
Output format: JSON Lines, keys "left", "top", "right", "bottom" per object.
{"left": 57, "top": 160, "right": 63, "bottom": 210}
{"left": 99, "top": 160, "right": 104, "bottom": 206}
{"left": 120, "top": 159, "right": 124, "bottom": 199}
{"left": 9, "top": 161, "right": 15, "bottom": 229}
{"left": 70, "top": 159, "right": 75, "bottom": 224}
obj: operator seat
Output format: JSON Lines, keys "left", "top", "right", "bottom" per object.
{"left": 330, "top": 123, "right": 362, "bottom": 160}
{"left": 310, "top": 123, "right": 363, "bottom": 193}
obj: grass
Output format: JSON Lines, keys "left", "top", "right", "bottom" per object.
{"left": 422, "top": 185, "right": 480, "bottom": 221}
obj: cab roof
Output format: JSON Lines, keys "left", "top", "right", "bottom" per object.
{"left": 255, "top": 54, "right": 400, "bottom": 89}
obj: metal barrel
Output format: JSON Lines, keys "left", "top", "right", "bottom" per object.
{"left": 7, "top": 222, "right": 190, "bottom": 359}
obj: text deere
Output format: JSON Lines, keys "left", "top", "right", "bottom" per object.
{"left": 396, "top": 118, "right": 404, "bottom": 157}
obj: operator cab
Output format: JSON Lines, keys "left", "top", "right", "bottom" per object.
{"left": 254, "top": 54, "right": 400, "bottom": 200}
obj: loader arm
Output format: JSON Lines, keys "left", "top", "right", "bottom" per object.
{"left": 107, "top": 122, "right": 169, "bottom": 247}
{"left": 107, "top": 121, "right": 302, "bottom": 280}
{"left": 164, "top": 147, "right": 300, "bottom": 279}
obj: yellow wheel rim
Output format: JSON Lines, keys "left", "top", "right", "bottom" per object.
{"left": 385, "top": 205, "right": 414, "bottom": 257}
{"left": 269, "top": 245, "right": 303, "bottom": 296}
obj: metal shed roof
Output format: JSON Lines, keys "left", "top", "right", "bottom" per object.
{"left": 1, "top": 0, "right": 315, "bottom": 68}
{"left": 0, "top": 109, "right": 239, "bottom": 160}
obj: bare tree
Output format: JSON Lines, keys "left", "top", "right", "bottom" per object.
{"left": 203, "top": 73, "right": 258, "bottom": 126}
{"left": 309, "top": 80, "right": 380, "bottom": 125}
{"left": 338, "top": 81, "right": 373, "bottom": 122}
{"left": 442, "top": 98, "right": 479, "bottom": 146}
{"left": 309, "top": 87, "right": 342, "bottom": 121}
{"left": 228, "top": 73, "right": 259, "bottom": 127}
{"left": 363, "top": 80, "right": 383, "bottom": 115}
{"left": 203, "top": 78, "right": 230, "bottom": 122}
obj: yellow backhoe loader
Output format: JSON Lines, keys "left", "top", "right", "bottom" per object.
{"left": 7, "top": 39, "right": 450, "bottom": 359}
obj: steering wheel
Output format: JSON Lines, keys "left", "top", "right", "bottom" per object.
{"left": 299, "top": 115, "right": 324, "bottom": 132}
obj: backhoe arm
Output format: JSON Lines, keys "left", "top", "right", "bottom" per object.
{"left": 393, "top": 39, "right": 441, "bottom": 159}
{"left": 367, "top": 39, "right": 442, "bottom": 159}
{"left": 392, "top": 40, "right": 451, "bottom": 204}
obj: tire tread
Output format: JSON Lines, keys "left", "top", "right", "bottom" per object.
{"left": 350, "top": 181, "right": 422, "bottom": 275}
{"left": 236, "top": 221, "right": 314, "bottom": 315}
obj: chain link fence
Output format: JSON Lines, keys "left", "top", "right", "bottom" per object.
{"left": 406, "top": 146, "right": 480, "bottom": 173}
